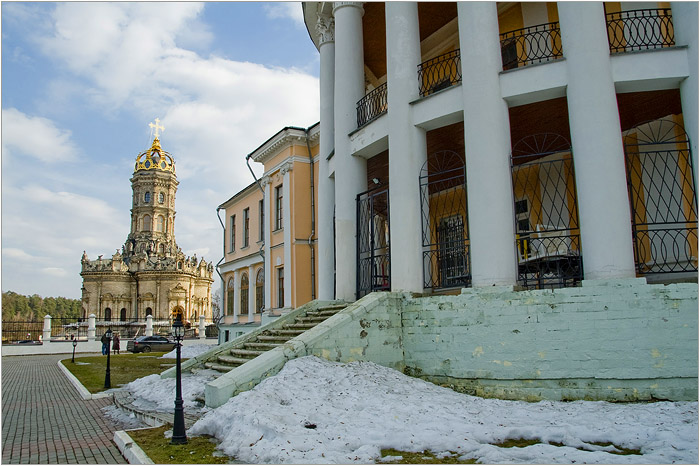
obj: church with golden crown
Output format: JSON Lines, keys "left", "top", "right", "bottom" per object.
{"left": 80, "top": 120, "right": 214, "bottom": 323}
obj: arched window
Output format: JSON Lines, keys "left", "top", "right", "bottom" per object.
{"left": 120, "top": 308, "right": 127, "bottom": 321}
{"left": 157, "top": 215, "right": 164, "bottom": 232}
{"left": 143, "top": 215, "right": 151, "bottom": 231}
{"left": 240, "top": 273, "right": 249, "bottom": 315}
{"left": 159, "top": 192, "right": 165, "bottom": 204}
{"left": 144, "top": 191, "right": 151, "bottom": 203}
{"left": 256, "top": 268, "right": 264, "bottom": 313}
{"left": 145, "top": 307, "right": 153, "bottom": 317}
{"left": 227, "top": 278, "right": 235, "bottom": 316}
{"left": 104, "top": 308, "right": 112, "bottom": 321}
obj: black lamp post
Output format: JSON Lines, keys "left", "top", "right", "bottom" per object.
{"left": 104, "top": 328, "right": 112, "bottom": 389}
{"left": 171, "top": 319, "right": 187, "bottom": 444}
{"left": 71, "top": 336, "right": 78, "bottom": 363}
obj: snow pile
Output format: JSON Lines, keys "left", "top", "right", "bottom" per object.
{"left": 189, "top": 356, "right": 698, "bottom": 464}
{"left": 124, "top": 368, "right": 219, "bottom": 414}
{"left": 102, "top": 405, "right": 148, "bottom": 430}
{"left": 160, "top": 344, "right": 213, "bottom": 359}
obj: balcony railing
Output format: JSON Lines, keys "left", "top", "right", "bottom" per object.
{"left": 418, "top": 49, "right": 462, "bottom": 97}
{"left": 606, "top": 8, "right": 675, "bottom": 53}
{"left": 356, "top": 82, "right": 388, "bottom": 128}
{"left": 500, "top": 22, "right": 563, "bottom": 70}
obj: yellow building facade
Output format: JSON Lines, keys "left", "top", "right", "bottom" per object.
{"left": 217, "top": 124, "right": 319, "bottom": 340}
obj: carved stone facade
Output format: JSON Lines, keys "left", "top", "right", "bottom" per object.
{"left": 80, "top": 131, "right": 214, "bottom": 323}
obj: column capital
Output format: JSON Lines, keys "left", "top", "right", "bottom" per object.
{"left": 260, "top": 175, "right": 271, "bottom": 188}
{"left": 333, "top": 2, "right": 364, "bottom": 17}
{"left": 316, "top": 13, "right": 335, "bottom": 45}
{"left": 280, "top": 161, "right": 294, "bottom": 176}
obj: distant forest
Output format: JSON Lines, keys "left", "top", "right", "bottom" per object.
{"left": 2, "top": 291, "right": 82, "bottom": 322}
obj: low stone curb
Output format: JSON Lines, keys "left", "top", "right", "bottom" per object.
{"left": 57, "top": 358, "right": 114, "bottom": 400}
{"left": 113, "top": 390, "right": 199, "bottom": 429}
{"left": 114, "top": 430, "right": 154, "bottom": 464}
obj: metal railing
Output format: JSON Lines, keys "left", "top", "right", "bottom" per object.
{"left": 606, "top": 8, "right": 675, "bottom": 53}
{"left": 500, "top": 22, "right": 563, "bottom": 70}
{"left": 357, "top": 82, "right": 388, "bottom": 128}
{"left": 51, "top": 317, "right": 88, "bottom": 340}
{"left": 418, "top": 49, "right": 462, "bottom": 97}
{"left": 2, "top": 321, "right": 44, "bottom": 344}
{"left": 357, "top": 185, "right": 391, "bottom": 298}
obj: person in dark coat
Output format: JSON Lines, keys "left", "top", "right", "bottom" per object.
{"left": 112, "top": 333, "right": 120, "bottom": 355}
{"left": 101, "top": 332, "right": 109, "bottom": 355}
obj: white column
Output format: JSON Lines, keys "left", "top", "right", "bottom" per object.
{"left": 87, "top": 313, "right": 96, "bottom": 340}
{"left": 333, "top": 1, "right": 367, "bottom": 301}
{"left": 263, "top": 177, "right": 272, "bottom": 310}
{"left": 233, "top": 269, "right": 240, "bottom": 323}
{"left": 43, "top": 315, "right": 52, "bottom": 341}
{"left": 458, "top": 2, "right": 517, "bottom": 287}
{"left": 559, "top": 2, "right": 636, "bottom": 279}
{"left": 317, "top": 13, "right": 337, "bottom": 301}
{"left": 145, "top": 314, "right": 153, "bottom": 336}
{"left": 282, "top": 163, "right": 293, "bottom": 308}
{"left": 248, "top": 264, "right": 256, "bottom": 321}
{"left": 386, "top": 1, "right": 427, "bottom": 293}
{"left": 671, "top": 2, "right": 698, "bottom": 183}
{"left": 199, "top": 315, "right": 206, "bottom": 340}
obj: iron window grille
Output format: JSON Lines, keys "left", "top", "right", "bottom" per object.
{"left": 420, "top": 151, "right": 471, "bottom": 290}
{"left": 357, "top": 82, "right": 388, "bottom": 128}
{"left": 417, "top": 49, "right": 462, "bottom": 97}
{"left": 500, "top": 22, "right": 563, "bottom": 70}
{"left": 240, "top": 273, "right": 249, "bottom": 315}
{"left": 606, "top": 8, "right": 675, "bottom": 53}
{"left": 511, "top": 134, "right": 583, "bottom": 289}
{"left": 623, "top": 118, "right": 698, "bottom": 277}
{"left": 356, "top": 185, "right": 391, "bottom": 299}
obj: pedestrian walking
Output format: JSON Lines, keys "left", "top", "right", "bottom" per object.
{"left": 112, "top": 333, "right": 120, "bottom": 355}
{"left": 100, "top": 332, "right": 109, "bottom": 355}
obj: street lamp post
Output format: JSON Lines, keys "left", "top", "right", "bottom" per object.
{"left": 71, "top": 336, "right": 78, "bottom": 363}
{"left": 104, "top": 328, "right": 112, "bottom": 389}
{"left": 171, "top": 319, "right": 187, "bottom": 444}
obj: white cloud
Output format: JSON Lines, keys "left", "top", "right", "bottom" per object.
{"left": 1, "top": 108, "right": 78, "bottom": 163}
{"left": 263, "top": 2, "right": 305, "bottom": 28}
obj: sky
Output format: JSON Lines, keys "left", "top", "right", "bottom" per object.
{"left": 1, "top": 1, "right": 321, "bottom": 299}
{"left": 118, "top": 354, "right": 699, "bottom": 464}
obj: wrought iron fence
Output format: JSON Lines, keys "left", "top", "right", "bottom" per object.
{"left": 500, "top": 22, "right": 563, "bottom": 70}
{"left": 420, "top": 151, "right": 471, "bottom": 290}
{"left": 357, "top": 185, "right": 391, "bottom": 298}
{"left": 606, "top": 8, "right": 675, "bottom": 53}
{"left": 418, "top": 49, "right": 462, "bottom": 97}
{"left": 357, "top": 82, "right": 388, "bottom": 128}
{"left": 511, "top": 134, "right": 583, "bottom": 289}
{"left": 51, "top": 317, "right": 88, "bottom": 340}
{"left": 2, "top": 321, "right": 44, "bottom": 344}
{"left": 623, "top": 118, "right": 698, "bottom": 277}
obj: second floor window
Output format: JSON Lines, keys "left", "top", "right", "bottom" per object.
{"left": 259, "top": 199, "right": 264, "bottom": 241}
{"left": 230, "top": 215, "right": 236, "bottom": 252}
{"left": 275, "top": 185, "right": 283, "bottom": 230}
{"left": 144, "top": 191, "right": 151, "bottom": 203}
{"left": 243, "top": 208, "right": 250, "bottom": 247}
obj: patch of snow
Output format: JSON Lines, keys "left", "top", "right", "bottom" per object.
{"left": 160, "top": 344, "right": 213, "bottom": 359}
{"left": 102, "top": 405, "right": 147, "bottom": 430}
{"left": 123, "top": 369, "right": 219, "bottom": 414}
{"left": 188, "top": 356, "right": 698, "bottom": 464}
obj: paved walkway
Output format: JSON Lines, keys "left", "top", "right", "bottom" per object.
{"left": 2, "top": 354, "right": 127, "bottom": 464}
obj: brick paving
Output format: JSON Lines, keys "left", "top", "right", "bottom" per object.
{"left": 1, "top": 354, "right": 127, "bottom": 464}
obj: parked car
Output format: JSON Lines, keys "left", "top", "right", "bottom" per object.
{"left": 127, "top": 335, "right": 176, "bottom": 353}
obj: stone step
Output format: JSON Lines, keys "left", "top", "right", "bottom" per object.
{"left": 307, "top": 309, "right": 343, "bottom": 317}
{"left": 205, "top": 362, "right": 238, "bottom": 373}
{"left": 271, "top": 329, "right": 306, "bottom": 336}
{"left": 256, "top": 335, "right": 292, "bottom": 343}
{"left": 231, "top": 348, "right": 264, "bottom": 358}
{"left": 244, "top": 342, "right": 281, "bottom": 350}
{"left": 218, "top": 354, "right": 250, "bottom": 365}
{"left": 317, "top": 304, "right": 347, "bottom": 312}
{"left": 285, "top": 323, "right": 316, "bottom": 330}
{"left": 297, "top": 315, "right": 328, "bottom": 323}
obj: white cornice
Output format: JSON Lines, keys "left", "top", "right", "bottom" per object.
{"left": 249, "top": 125, "right": 320, "bottom": 166}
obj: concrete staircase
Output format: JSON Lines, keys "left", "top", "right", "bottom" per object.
{"left": 202, "top": 303, "right": 347, "bottom": 373}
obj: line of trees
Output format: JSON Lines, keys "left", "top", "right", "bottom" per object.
{"left": 2, "top": 291, "right": 82, "bottom": 322}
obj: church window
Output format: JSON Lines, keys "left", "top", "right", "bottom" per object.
{"left": 240, "top": 273, "right": 249, "bottom": 315}
{"left": 227, "top": 278, "right": 235, "bottom": 315}
{"left": 259, "top": 199, "right": 264, "bottom": 241}
{"left": 275, "top": 185, "right": 283, "bottom": 230}
{"left": 145, "top": 307, "right": 153, "bottom": 317}
{"left": 277, "top": 267, "right": 284, "bottom": 308}
{"left": 159, "top": 192, "right": 165, "bottom": 204}
{"left": 105, "top": 308, "right": 112, "bottom": 321}
{"left": 243, "top": 208, "right": 250, "bottom": 247}
{"left": 159, "top": 244, "right": 165, "bottom": 254}
{"left": 144, "top": 192, "right": 151, "bottom": 203}
{"left": 256, "top": 268, "right": 264, "bottom": 313}
{"left": 143, "top": 215, "right": 151, "bottom": 231}
{"left": 229, "top": 215, "right": 236, "bottom": 252}
{"left": 120, "top": 308, "right": 127, "bottom": 321}
{"left": 157, "top": 215, "right": 164, "bottom": 232}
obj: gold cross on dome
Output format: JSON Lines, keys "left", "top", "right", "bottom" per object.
{"left": 149, "top": 118, "right": 165, "bottom": 139}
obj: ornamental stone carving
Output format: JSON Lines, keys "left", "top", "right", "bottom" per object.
{"left": 316, "top": 14, "right": 335, "bottom": 45}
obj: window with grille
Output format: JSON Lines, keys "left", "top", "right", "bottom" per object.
{"left": 277, "top": 267, "right": 284, "bottom": 308}
{"left": 240, "top": 273, "right": 249, "bottom": 315}
{"left": 275, "top": 185, "right": 283, "bottom": 230}
{"left": 243, "top": 208, "right": 250, "bottom": 247}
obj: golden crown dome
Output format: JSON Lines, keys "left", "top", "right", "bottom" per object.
{"left": 134, "top": 137, "right": 176, "bottom": 173}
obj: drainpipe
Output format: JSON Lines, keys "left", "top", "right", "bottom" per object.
{"left": 304, "top": 127, "right": 316, "bottom": 300}
{"left": 215, "top": 207, "right": 226, "bottom": 332}
{"left": 246, "top": 154, "right": 266, "bottom": 311}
